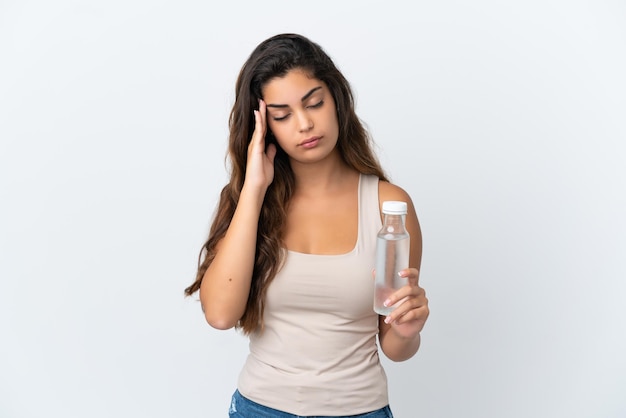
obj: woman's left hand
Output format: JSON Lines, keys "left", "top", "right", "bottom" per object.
{"left": 382, "top": 268, "right": 429, "bottom": 339}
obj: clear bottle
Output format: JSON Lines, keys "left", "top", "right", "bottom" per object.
{"left": 374, "top": 201, "right": 410, "bottom": 315}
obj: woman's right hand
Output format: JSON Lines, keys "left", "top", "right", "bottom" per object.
{"left": 245, "top": 99, "right": 277, "bottom": 191}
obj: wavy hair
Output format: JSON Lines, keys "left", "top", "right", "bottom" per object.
{"left": 184, "top": 33, "right": 388, "bottom": 334}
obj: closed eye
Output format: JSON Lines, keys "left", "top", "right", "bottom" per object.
{"left": 308, "top": 100, "right": 323, "bottom": 109}
{"left": 271, "top": 100, "right": 324, "bottom": 122}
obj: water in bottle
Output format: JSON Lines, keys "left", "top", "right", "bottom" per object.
{"left": 374, "top": 201, "right": 410, "bottom": 316}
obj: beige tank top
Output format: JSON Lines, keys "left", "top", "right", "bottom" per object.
{"left": 237, "top": 174, "right": 389, "bottom": 416}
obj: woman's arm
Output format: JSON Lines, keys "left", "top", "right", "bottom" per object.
{"left": 377, "top": 182, "right": 429, "bottom": 361}
{"left": 199, "top": 186, "right": 265, "bottom": 330}
{"left": 200, "top": 101, "right": 276, "bottom": 330}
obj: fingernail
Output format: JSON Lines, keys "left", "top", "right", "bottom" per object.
{"left": 384, "top": 316, "right": 392, "bottom": 324}
{"left": 383, "top": 299, "right": 391, "bottom": 307}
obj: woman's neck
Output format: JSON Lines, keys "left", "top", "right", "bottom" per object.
{"left": 290, "top": 152, "right": 358, "bottom": 197}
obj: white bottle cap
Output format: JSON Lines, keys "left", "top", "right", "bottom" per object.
{"left": 382, "top": 200, "right": 407, "bottom": 215}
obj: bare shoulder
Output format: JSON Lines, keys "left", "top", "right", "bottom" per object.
{"left": 378, "top": 180, "right": 414, "bottom": 205}
{"left": 377, "top": 180, "right": 420, "bottom": 227}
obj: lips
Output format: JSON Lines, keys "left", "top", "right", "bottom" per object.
{"left": 300, "top": 136, "right": 321, "bottom": 148}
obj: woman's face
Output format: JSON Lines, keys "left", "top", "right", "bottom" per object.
{"left": 262, "top": 69, "right": 339, "bottom": 164}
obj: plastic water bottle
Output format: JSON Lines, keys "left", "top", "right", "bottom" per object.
{"left": 374, "top": 201, "right": 410, "bottom": 315}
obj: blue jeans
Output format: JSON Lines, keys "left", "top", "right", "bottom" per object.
{"left": 228, "top": 390, "right": 394, "bottom": 417}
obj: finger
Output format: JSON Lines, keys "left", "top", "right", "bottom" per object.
{"left": 259, "top": 99, "right": 267, "bottom": 130}
{"left": 398, "top": 298, "right": 430, "bottom": 323}
{"left": 256, "top": 100, "right": 267, "bottom": 140}
{"left": 383, "top": 284, "right": 423, "bottom": 308}
{"left": 250, "top": 102, "right": 267, "bottom": 149}
{"left": 385, "top": 296, "right": 429, "bottom": 325}
{"left": 399, "top": 268, "right": 420, "bottom": 285}
{"left": 383, "top": 289, "right": 427, "bottom": 322}
{"left": 266, "top": 143, "right": 277, "bottom": 164}
{"left": 394, "top": 305, "right": 429, "bottom": 326}
{"left": 249, "top": 110, "right": 261, "bottom": 150}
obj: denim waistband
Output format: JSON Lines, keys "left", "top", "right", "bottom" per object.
{"left": 228, "top": 389, "right": 394, "bottom": 417}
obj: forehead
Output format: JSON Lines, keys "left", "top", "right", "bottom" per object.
{"left": 262, "top": 69, "right": 325, "bottom": 102}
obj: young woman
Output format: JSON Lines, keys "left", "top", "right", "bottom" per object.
{"left": 185, "top": 33, "right": 429, "bottom": 418}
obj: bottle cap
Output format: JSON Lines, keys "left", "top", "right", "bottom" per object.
{"left": 382, "top": 200, "right": 407, "bottom": 215}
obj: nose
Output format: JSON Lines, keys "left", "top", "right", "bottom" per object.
{"left": 297, "top": 112, "right": 313, "bottom": 132}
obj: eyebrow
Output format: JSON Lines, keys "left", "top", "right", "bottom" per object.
{"left": 266, "top": 86, "right": 323, "bottom": 109}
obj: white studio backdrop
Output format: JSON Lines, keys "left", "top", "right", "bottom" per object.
{"left": 1, "top": 1, "right": 625, "bottom": 417}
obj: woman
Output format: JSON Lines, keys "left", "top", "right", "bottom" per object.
{"left": 185, "top": 33, "right": 429, "bottom": 417}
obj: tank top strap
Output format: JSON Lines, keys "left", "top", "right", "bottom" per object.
{"left": 357, "top": 174, "right": 383, "bottom": 253}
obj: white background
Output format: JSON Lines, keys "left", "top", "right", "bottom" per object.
{"left": 1, "top": 1, "right": 625, "bottom": 417}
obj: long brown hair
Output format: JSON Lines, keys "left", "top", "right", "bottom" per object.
{"left": 184, "top": 33, "right": 388, "bottom": 334}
